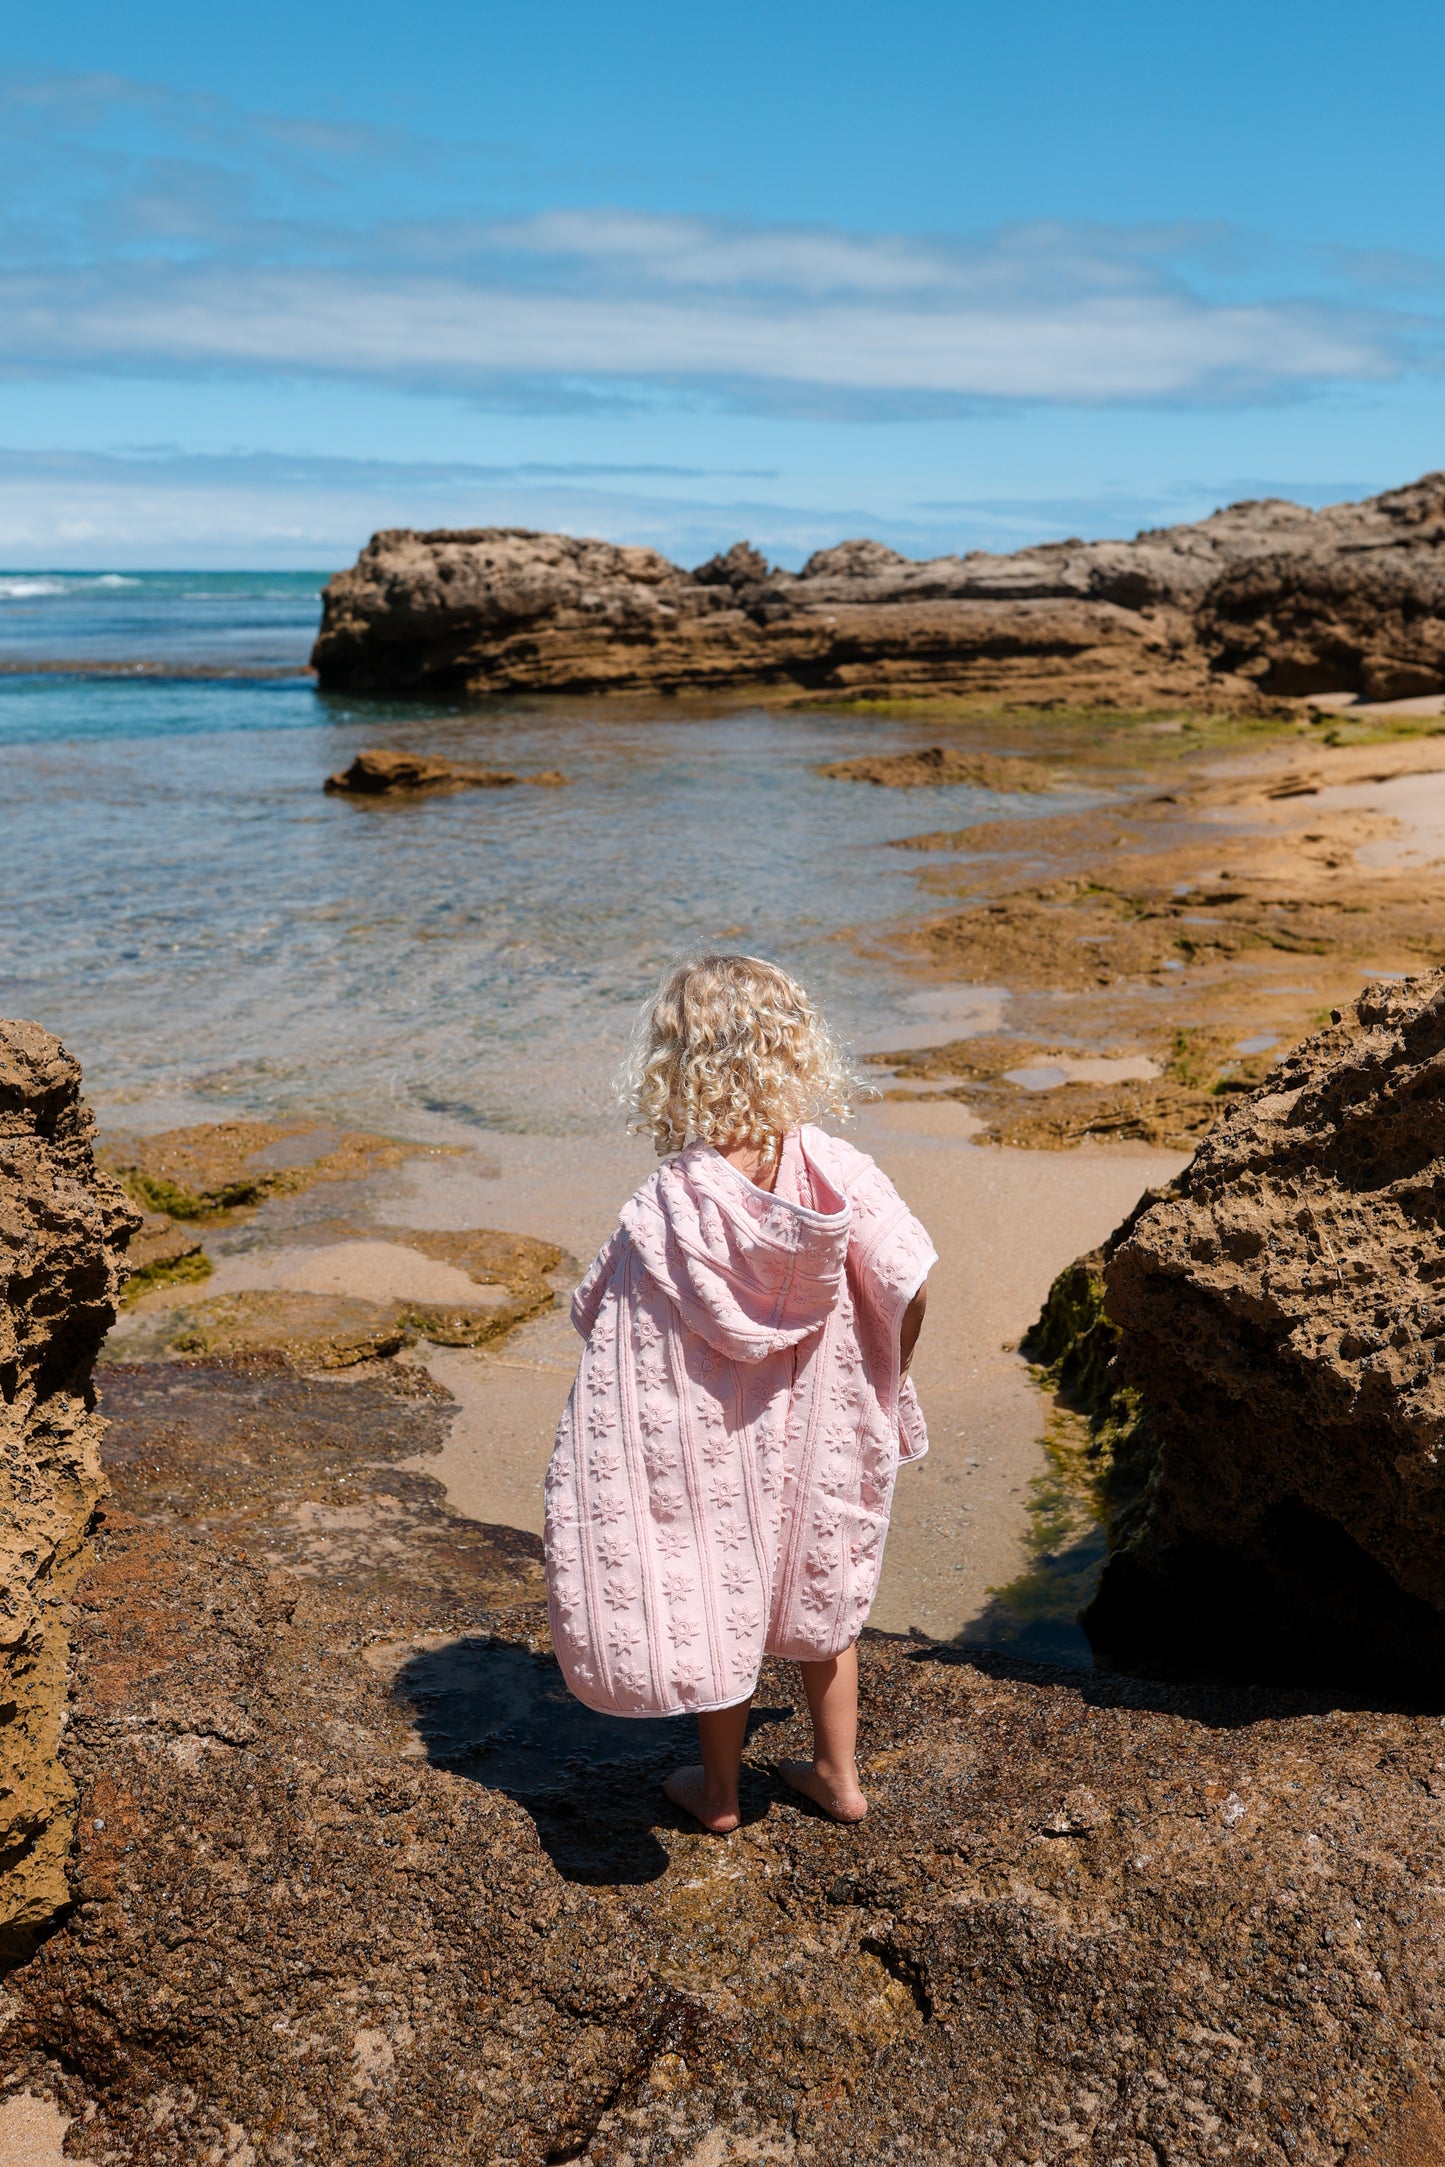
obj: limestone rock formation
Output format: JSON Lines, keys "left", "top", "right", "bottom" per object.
{"left": 311, "top": 472, "right": 1445, "bottom": 706}
{"left": 1086, "top": 967, "right": 1445, "bottom": 1683}
{"left": 0, "top": 1020, "right": 137, "bottom": 1956}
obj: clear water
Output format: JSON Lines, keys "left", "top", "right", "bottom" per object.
{"left": 0, "top": 572, "right": 1081, "bottom": 1140}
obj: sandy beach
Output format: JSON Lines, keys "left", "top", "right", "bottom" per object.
{"left": 0, "top": 2091, "right": 70, "bottom": 2167}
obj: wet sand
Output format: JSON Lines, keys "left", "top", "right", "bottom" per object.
{"left": 367, "top": 1114, "right": 1179, "bottom": 1634}
{"left": 846, "top": 1104, "right": 1184, "bottom": 1633}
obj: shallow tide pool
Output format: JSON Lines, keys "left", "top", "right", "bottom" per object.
{"left": 2, "top": 671, "right": 1089, "bottom": 1139}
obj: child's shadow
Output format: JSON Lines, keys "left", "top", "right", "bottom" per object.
{"left": 392, "top": 1635, "right": 792, "bottom": 1885}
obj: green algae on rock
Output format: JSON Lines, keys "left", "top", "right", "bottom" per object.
{"left": 99, "top": 1120, "right": 420, "bottom": 1225}
{"left": 116, "top": 1210, "right": 212, "bottom": 1306}
{"left": 110, "top": 1218, "right": 565, "bottom": 1368}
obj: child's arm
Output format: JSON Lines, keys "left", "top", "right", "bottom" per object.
{"left": 900, "top": 1278, "right": 927, "bottom": 1374}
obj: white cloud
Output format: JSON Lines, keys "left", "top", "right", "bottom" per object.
{"left": 0, "top": 446, "right": 1402, "bottom": 573}
{"left": 0, "top": 77, "right": 1437, "bottom": 414}
{"left": 0, "top": 446, "right": 958, "bottom": 569}
{"left": 0, "top": 255, "right": 1408, "bottom": 409}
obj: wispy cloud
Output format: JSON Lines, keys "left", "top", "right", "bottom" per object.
{"left": 0, "top": 446, "right": 1394, "bottom": 573}
{"left": 1, "top": 74, "right": 1439, "bottom": 414}
{"left": 0, "top": 445, "right": 964, "bottom": 568}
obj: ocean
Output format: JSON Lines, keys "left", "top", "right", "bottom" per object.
{"left": 0, "top": 569, "right": 1069, "bottom": 1141}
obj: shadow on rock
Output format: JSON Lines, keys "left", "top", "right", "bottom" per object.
{"left": 915, "top": 1636, "right": 1445, "bottom": 1730}
{"left": 392, "top": 1635, "right": 791, "bottom": 1882}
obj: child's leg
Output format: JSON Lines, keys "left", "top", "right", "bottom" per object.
{"left": 663, "top": 1697, "right": 751, "bottom": 1833}
{"left": 780, "top": 1643, "right": 868, "bottom": 1823}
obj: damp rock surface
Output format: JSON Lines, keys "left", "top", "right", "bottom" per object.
{"left": 817, "top": 747, "right": 1058, "bottom": 791}
{"left": 1091, "top": 966, "right": 1445, "bottom": 1681}
{"left": 310, "top": 473, "right": 1445, "bottom": 706}
{"left": 0, "top": 1018, "right": 137, "bottom": 1957}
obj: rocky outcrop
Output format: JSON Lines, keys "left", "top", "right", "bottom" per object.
{"left": 1198, "top": 477, "right": 1445, "bottom": 701}
{"left": 324, "top": 748, "right": 569, "bottom": 795}
{"left": 11, "top": 1430, "right": 1445, "bottom": 2162}
{"left": 311, "top": 472, "right": 1445, "bottom": 706}
{"left": 0, "top": 1020, "right": 137, "bottom": 1957}
{"left": 1082, "top": 968, "right": 1445, "bottom": 1684}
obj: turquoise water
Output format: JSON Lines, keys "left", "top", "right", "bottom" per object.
{"left": 0, "top": 572, "right": 1076, "bottom": 1139}
{"left": 0, "top": 569, "right": 321, "bottom": 674}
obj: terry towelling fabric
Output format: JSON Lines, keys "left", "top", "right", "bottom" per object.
{"left": 544, "top": 1125, "right": 937, "bottom": 1717}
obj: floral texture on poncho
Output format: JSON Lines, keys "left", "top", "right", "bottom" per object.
{"left": 544, "top": 1124, "right": 936, "bottom": 1717}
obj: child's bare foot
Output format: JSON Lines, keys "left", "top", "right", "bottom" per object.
{"left": 663, "top": 1764, "right": 741, "bottom": 1833}
{"left": 779, "top": 1758, "right": 868, "bottom": 1823}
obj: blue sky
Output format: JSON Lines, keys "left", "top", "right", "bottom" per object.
{"left": 2, "top": 0, "right": 1443, "bottom": 567}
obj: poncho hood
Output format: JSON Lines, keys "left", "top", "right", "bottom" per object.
{"left": 618, "top": 1137, "right": 851, "bottom": 1364}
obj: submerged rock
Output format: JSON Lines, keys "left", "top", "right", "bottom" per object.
{"left": 324, "top": 747, "right": 569, "bottom": 795}
{"left": 310, "top": 473, "right": 1445, "bottom": 706}
{"left": 818, "top": 746, "right": 1058, "bottom": 790}
{"left": 0, "top": 1019, "right": 137, "bottom": 1957}
{"left": 98, "top": 1118, "right": 416, "bottom": 1223}
{"left": 1083, "top": 967, "right": 1445, "bottom": 1683}
{"left": 111, "top": 1223, "right": 564, "bottom": 1367}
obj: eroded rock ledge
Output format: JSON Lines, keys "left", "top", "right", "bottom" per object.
{"left": 1035, "top": 969, "right": 1445, "bottom": 1686}
{"left": 0, "top": 1021, "right": 136, "bottom": 1958}
{"left": 311, "top": 473, "right": 1445, "bottom": 706}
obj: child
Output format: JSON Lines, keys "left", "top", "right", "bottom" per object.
{"left": 544, "top": 953, "right": 935, "bottom": 1832}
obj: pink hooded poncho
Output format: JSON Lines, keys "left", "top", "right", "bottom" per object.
{"left": 544, "top": 1124, "right": 937, "bottom": 1718}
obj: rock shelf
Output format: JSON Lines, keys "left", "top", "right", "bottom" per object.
{"left": 311, "top": 473, "right": 1445, "bottom": 706}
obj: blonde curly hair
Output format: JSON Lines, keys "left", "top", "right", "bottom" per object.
{"left": 621, "top": 952, "right": 861, "bottom": 1158}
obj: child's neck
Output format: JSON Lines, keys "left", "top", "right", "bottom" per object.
{"left": 716, "top": 1136, "right": 781, "bottom": 1193}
